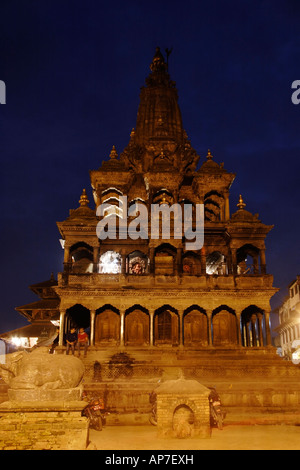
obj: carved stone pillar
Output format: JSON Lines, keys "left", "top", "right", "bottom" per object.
{"left": 206, "top": 309, "right": 212, "bottom": 346}
{"left": 93, "top": 246, "right": 100, "bottom": 273}
{"left": 200, "top": 247, "right": 206, "bottom": 275}
{"left": 178, "top": 310, "right": 184, "bottom": 346}
{"left": 120, "top": 309, "right": 125, "bottom": 347}
{"left": 236, "top": 312, "right": 242, "bottom": 346}
{"left": 251, "top": 314, "right": 257, "bottom": 346}
{"left": 260, "top": 249, "right": 266, "bottom": 274}
{"left": 231, "top": 248, "right": 237, "bottom": 276}
{"left": 149, "top": 247, "right": 155, "bottom": 275}
{"left": 149, "top": 309, "right": 155, "bottom": 346}
{"left": 59, "top": 309, "right": 66, "bottom": 346}
{"left": 90, "top": 309, "right": 96, "bottom": 346}
{"left": 257, "top": 313, "right": 264, "bottom": 346}
{"left": 264, "top": 310, "right": 272, "bottom": 346}
{"left": 224, "top": 191, "right": 230, "bottom": 221}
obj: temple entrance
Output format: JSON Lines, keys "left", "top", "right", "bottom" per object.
{"left": 154, "top": 306, "right": 179, "bottom": 346}
{"left": 95, "top": 306, "right": 120, "bottom": 345}
{"left": 65, "top": 304, "right": 90, "bottom": 332}
{"left": 212, "top": 306, "right": 237, "bottom": 346}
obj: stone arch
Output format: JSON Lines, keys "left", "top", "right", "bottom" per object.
{"left": 204, "top": 190, "right": 224, "bottom": 221}
{"left": 154, "top": 305, "right": 179, "bottom": 346}
{"left": 65, "top": 304, "right": 90, "bottom": 339}
{"left": 154, "top": 243, "right": 177, "bottom": 275}
{"left": 172, "top": 404, "right": 195, "bottom": 438}
{"left": 99, "top": 250, "right": 122, "bottom": 274}
{"left": 125, "top": 305, "right": 150, "bottom": 346}
{"left": 182, "top": 251, "right": 201, "bottom": 275}
{"left": 241, "top": 305, "right": 265, "bottom": 347}
{"left": 212, "top": 305, "right": 238, "bottom": 346}
{"left": 183, "top": 306, "right": 208, "bottom": 346}
{"left": 95, "top": 304, "right": 120, "bottom": 345}
{"left": 70, "top": 242, "right": 93, "bottom": 273}
{"left": 206, "top": 250, "right": 227, "bottom": 275}
{"left": 237, "top": 244, "right": 260, "bottom": 275}
{"left": 127, "top": 250, "right": 149, "bottom": 275}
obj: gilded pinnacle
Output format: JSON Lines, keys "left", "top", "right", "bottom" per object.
{"left": 79, "top": 188, "right": 89, "bottom": 207}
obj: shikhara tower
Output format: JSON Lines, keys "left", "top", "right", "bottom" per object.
{"left": 15, "top": 48, "right": 300, "bottom": 414}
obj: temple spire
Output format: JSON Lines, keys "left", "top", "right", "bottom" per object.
{"left": 79, "top": 188, "right": 89, "bottom": 207}
{"left": 237, "top": 194, "right": 246, "bottom": 210}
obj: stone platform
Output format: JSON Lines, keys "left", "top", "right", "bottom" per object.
{"left": 77, "top": 345, "right": 300, "bottom": 423}
{"left": 0, "top": 389, "right": 88, "bottom": 450}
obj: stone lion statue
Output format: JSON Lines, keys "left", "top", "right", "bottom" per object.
{"left": 0, "top": 347, "right": 84, "bottom": 390}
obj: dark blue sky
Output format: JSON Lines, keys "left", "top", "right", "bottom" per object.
{"left": 0, "top": 0, "right": 299, "bottom": 333}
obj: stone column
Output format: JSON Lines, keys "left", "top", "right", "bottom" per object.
{"left": 149, "top": 247, "right": 155, "bottom": 274}
{"left": 257, "top": 313, "right": 264, "bottom": 346}
{"left": 200, "top": 248, "right": 206, "bottom": 275}
{"left": 224, "top": 191, "right": 230, "bottom": 221}
{"left": 260, "top": 249, "right": 266, "bottom": 274}
{"left": 231, "top": 248, "right": 237, "bottom": 275}
{"left": 120, "top": 309, "right": 125, "bottom": 347}
{"left": 251, "top": 314, "right": 257, "bottom": 346}
{"left": 59, "top": 309, "right": 66, "bottom": 346}
{"left": 90, "top": 309, "right": 96, "bottom": 346}
{"left": 264, "top": 310, "right": 272, "bottom": 346}
{"left": 121, "top": 253, "right": 127, "bottom": 274}
{"left": 176, "top": 247, "right": 182, "bottom": 276}
{"left": 149, "top": 309, "right": 155, "bottom": 346}
{"left": 236, "top": 312, "right": 242, "bottom": 346}
{"left": 178, "top": 310, "right": 184, "bottom": 347}
{"left": 93, "top": 246, "right": 100, "bottom": 273}
{"left": 206, "top": 309, "right": 213, "bottom": 346}
{"left": 63, "top": 244, "right": 71, "bottom": 272}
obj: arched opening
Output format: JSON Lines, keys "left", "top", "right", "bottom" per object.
{"left": 172, "top": 404, "right": 195, "bottom": 438}
{"left": 206, "top": 251, "right": 227, "bottom": 275}
{"left": 99, "top": 251, "right": 122, "bottom": 274}
{"left": 152, "top": 189, "right": 174, "bottom": 206}
{"left": 183, "top": 306, "right": 208, "bottom": 346}
{"left": 101, "top": 187, "right": 124, "bottom": 218}
{"left": 204, "top": 191, "right": 224, "bottom": 221}
{"left": 154, "top": 305, "right": 179, "bottom": 346}
{"left": 237, "top": 244, "right": 260, "bottom": 275}
{"left": 70, "top": 242, "right": 93, "bottom": 273}
{"left": 155, "top": 243, "right": 176, "bottom": 275}
{"left": 182, "top": 252, "right": 201, "bottom": 275}
{"left": 241, "top": 305, "right": 265, "bottom": 347}
{"left": 212, "top": 306, "right": 237, "bottom": 346}
{"left": 95, "top": 305, "right": 120, "bottom": 345}
{"left": 65, "top": 304, "right": 90, "bottom": 335}
{"left": 125, "top": 305, "right": 149, "bottom": 346}
{"left": 127, "top": 250, "right": 149, "bottom": 275}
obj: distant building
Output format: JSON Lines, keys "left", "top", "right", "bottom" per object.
{"left": 276, "top": 276, "right": 300, "bottom": 359}
{"left": 0, "top": 274, "right": 59, "bottom": 352}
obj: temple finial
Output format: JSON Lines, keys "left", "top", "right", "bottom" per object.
{"left": 207, "top": 149, "right": 213, "bottom": 160}
{"left": 237, "top": 194, "right": 246, "bottom": 210}
{"left": 109, "top": 145, "right": 118, "bottom": 160}
{"left": 79, "top": 188, "right": 89, "bottom": 207}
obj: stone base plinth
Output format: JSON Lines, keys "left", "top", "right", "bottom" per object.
{"left": 8, "top": 387, "right": 81, "bottom": 402}
{"left": 0, "top": 400, "right": 88, "bottom": 450}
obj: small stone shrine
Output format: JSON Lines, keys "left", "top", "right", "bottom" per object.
{"left": 155, "top": 376, "right": 211, "bottom": 439}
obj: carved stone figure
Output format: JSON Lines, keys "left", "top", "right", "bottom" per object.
{"left": 0, "top": 347, "right": 84, "bottom": 390}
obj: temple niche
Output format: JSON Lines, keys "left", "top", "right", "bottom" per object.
{"left": 15, "top": 47, "right": 300, "bottom": 420}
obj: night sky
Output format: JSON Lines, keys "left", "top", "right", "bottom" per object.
{"left": 0, "top": 0, "right": 299, "bottom": 334}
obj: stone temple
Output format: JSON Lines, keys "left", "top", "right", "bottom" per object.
{"left": 13, "top": 48, "right": 300, "bottom": 421}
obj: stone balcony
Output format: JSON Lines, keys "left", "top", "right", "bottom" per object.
{"left": 57, "top": 272, "right": 274, "bottom": 290}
